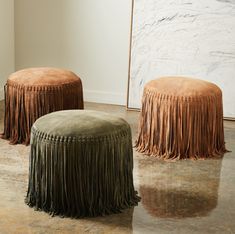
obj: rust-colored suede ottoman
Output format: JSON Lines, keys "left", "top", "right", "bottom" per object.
{"left": 1, "top": 67, "right": 84, "bottom": 145}
{"left": 135, "top": 77, "right": 227, "bottom": 160}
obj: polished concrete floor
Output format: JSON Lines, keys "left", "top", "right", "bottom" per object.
{"left": 0, "top": 100, "right": 235, "bottom": 234}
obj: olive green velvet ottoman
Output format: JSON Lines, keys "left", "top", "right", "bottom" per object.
{"left": 25, "top": 110, "right": 140, "bottom": 217}
{"left": 1, "top": 67, "right": 83, "bottom": 145}
{"left": 135, "top": 77, "right": 227, "bottom": 160}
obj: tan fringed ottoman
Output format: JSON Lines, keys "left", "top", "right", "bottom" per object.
{"left": 135, "top": 77, "right": 227, "bottom": 160}
{"left": 25, "top": 110, "right": 140, "bottom": 217}
{"left": 1, "top": 67, "right": 83, "bottom": 145}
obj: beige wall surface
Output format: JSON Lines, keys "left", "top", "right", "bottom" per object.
{"left": 15, "top": 0, "right": 132, "bottom": 105}
{"left": 0, "top": 0, "right": 15, "bottom": 100}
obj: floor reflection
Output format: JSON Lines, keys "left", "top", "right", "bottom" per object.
{"left": 1, "top": 101, "right": 235, "bottom": 233}
{"left": 88, "top": 207, "right": 134, "bottom": 233}
{"left": 138, "top": 158, "right": 223, "bottom": 218}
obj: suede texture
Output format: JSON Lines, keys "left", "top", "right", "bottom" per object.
{"left": 145, "top": 76, "right": 221, "bottom": 98}
{"left": 26, "top": 110, "right": 140, "bottom": 218}
{"left": 33, "top": 110, "right": 129, "bottom": 138}
{"left": 8, "top": 67, "right": 80, "bottom": 86}
{"left": 1, "top": 67, "right": 84, "bottom": 145}
{"left": 135, "top": 77, "right": 227, "bottom": 160}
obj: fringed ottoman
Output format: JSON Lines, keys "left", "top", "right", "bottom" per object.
{"left": 1, "top": 67, "right": 83, "bottom": 145}
{"left": 135, "top": 77, "right": 227, "bottom": 160}
{"left": 25, "top": 110, "right": 140, "bottom": 218}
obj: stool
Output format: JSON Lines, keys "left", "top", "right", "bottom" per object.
{"left": 135, "top": 77, "right": 227, "bottom": 160}
{"left": 25, "top": 110, "right": 140, "bottom": 217}
{"left": 1, "top": 67, "right": 83, "bottom": 145}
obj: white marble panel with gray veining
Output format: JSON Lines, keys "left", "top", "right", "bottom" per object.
{"left": 128, "top": 0, "right": 235, "bottom": 117}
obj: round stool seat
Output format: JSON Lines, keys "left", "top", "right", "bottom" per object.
{"left": 136, "top": 77, "right": 227, "bottom": 160}
{"left": 1, "top": 67, "right": 84, "bottom": 145}
{"left": 8, "top": 67, "right": 79, "bottom": 86}
{"left": 26, "top": 110, "right": 140, "bottom": 218}
{"left": 145, "top": 77, "right": 221, "bottom": 99}
{"left": 34, "top": 110, "right": 128, "bottom": 137}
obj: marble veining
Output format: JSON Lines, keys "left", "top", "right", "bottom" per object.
{"left": 128, "top": 0, "right": 235, "bottom": 118}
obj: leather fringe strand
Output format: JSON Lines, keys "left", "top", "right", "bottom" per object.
{"left": 1, "top": 81, "right": 84, "bottom": 145}
{"left": 25, "top": 126, "right": 140, "bottom": 218}
{"left": 135, "top": 88, "right": 228, "bottom": 160}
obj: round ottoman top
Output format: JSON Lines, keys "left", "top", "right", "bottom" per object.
{"left": 32, "top": 110, "right": 130, "bottom": 140}
{"left": 145, "top": 77, "right": 221, "bottom": 99}
{"left": 8, "top": 67, "right": 80, "bottom": 87}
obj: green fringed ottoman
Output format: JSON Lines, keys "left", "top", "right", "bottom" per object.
{"left": 135, "top": 77, "right": 227, "bottom": 160}
{"left": 1, "top": 67, "right": 84, "bottom": 145}
{"left": 25, "top": 110, "right": 140, "bottom": 218}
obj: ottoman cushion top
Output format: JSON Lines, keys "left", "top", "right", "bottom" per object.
{"left": 33, "top": 110, "right": 129, "bottom": 138}
{"left": 146, "top": 77, "right": 221, "bottom": 98}
{"left": 8, "top": 67, "right": 80, "bottom": 86}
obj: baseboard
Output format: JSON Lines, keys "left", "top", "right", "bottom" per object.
{"left": 84, "top": 89, "right": 126, "bottom": 106}
{"left": 0, "top": 88, "right": 126, "bottom": 105}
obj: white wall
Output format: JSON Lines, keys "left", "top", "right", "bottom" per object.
{"left": 128, "top": 0, "right": 235, "bottom": 118}
{"left": 0, "top": 0, "right": 15, "bottom": 100}
{"left": 15, "top": 0, "right": 132, "bottom": 105}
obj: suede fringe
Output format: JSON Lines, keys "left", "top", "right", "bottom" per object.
{"left": 25, "top": 126, "right": 140, "bottom": 218}
{"left": 1, "top": 80, "right": 84, "bottom": 145}
{"left": 135, "top": 88, "right": 228, "bottom": 160}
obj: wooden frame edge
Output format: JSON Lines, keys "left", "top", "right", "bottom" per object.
{"left": 126, "top": 0, "right": 135, "bottom": 110}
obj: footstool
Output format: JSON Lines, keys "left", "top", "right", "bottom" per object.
{"left": 1, "top": 67, "right": 84, "bottom": 145}
{"left": 135, "top": 77, "right": 227, "bottom": 160}
{"left": 25, "top": 110, "right": 140, "bottom": 217}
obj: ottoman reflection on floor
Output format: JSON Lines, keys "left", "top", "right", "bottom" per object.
{"left": 25, "top": 110, "right": 140, "bottom": 218}
{"left": 135, "top": 77, "right": 227, "bottom": 160}
{"left": 1, "top": 67, "right": 84, "bottom": 145}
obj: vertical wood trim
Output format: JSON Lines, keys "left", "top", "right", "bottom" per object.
{"left": 126, "top": 0, "right": 135, "bottom": 109}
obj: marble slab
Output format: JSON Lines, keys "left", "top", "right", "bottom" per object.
{"left": 128, "top": 0, "right": 235, "bottom": 118}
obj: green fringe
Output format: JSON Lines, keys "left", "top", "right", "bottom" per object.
{"left": 25, "top": 126, "right": 140, "bottom": 218}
